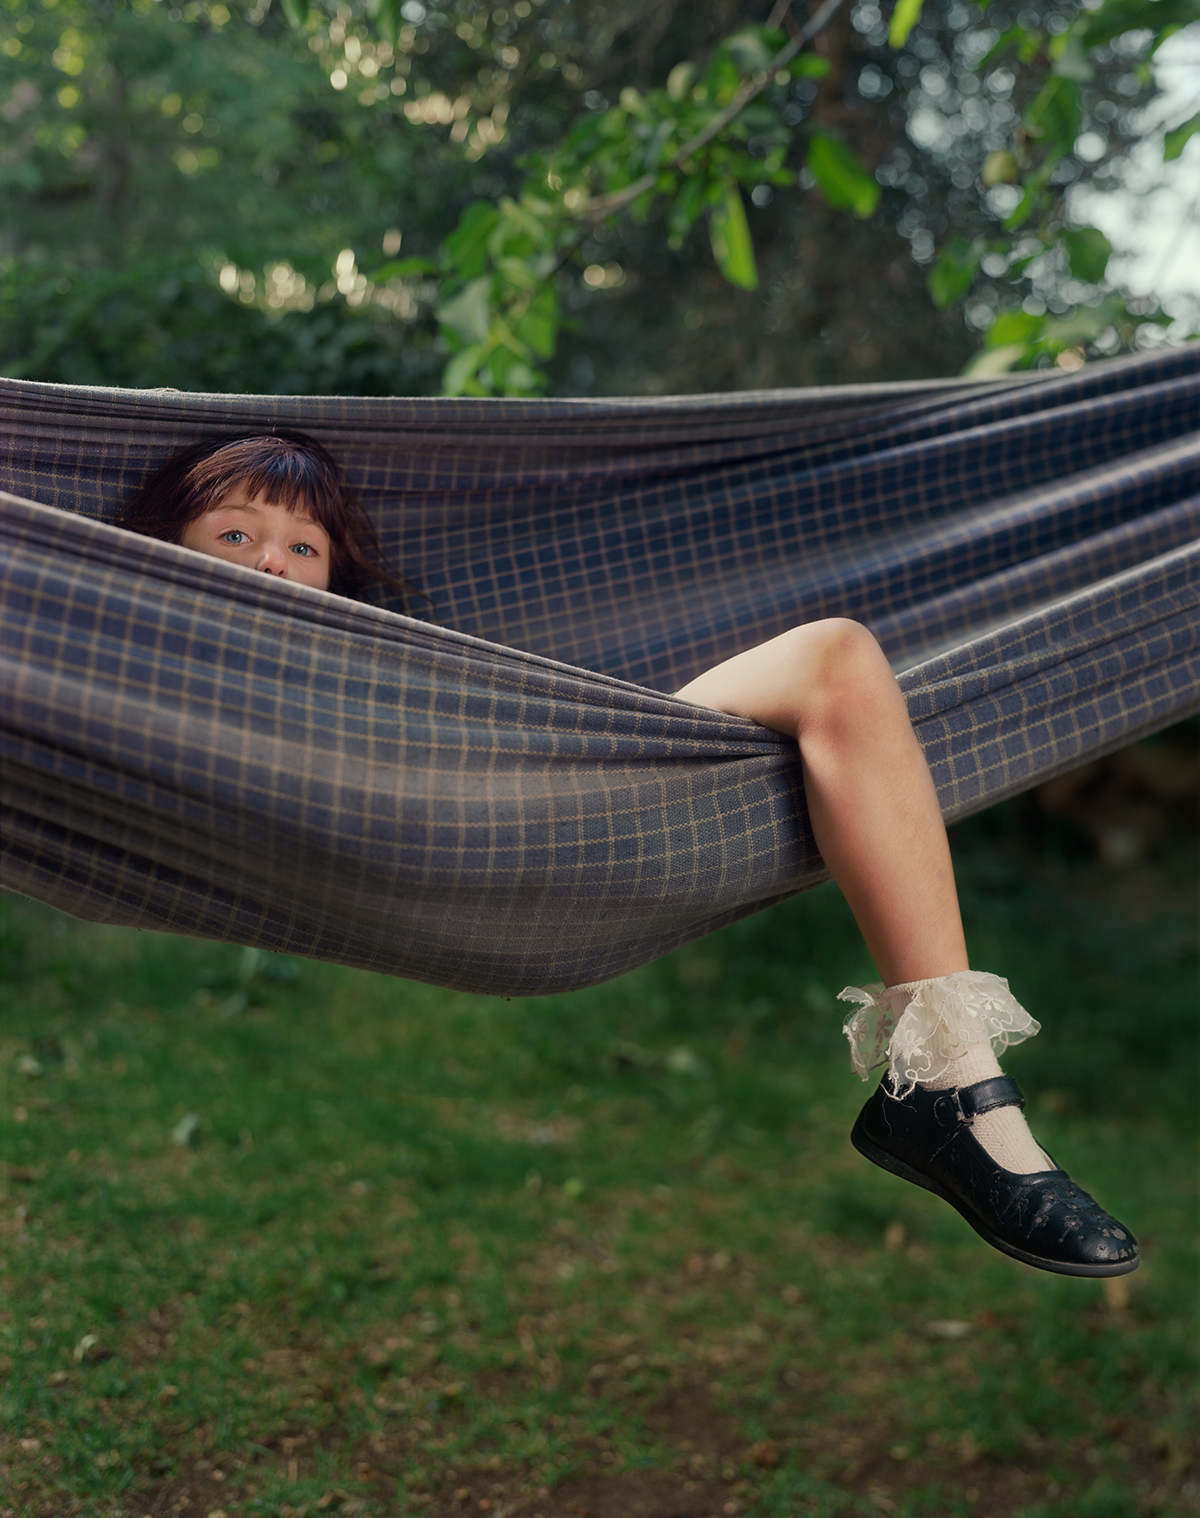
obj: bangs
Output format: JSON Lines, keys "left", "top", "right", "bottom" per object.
{"left": 187, "top": 438, "right": 341, "bottom": 528}
{"left": 213, "top": 464, "right": 318, "bottom": 514}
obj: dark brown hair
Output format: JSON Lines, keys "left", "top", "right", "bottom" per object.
{"left": 120, "top": 431, "right": 418, "bottom": 607}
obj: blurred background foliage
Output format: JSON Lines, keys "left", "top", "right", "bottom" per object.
{"left": 2, "top": 0, "right": 1196, "bottom": 397}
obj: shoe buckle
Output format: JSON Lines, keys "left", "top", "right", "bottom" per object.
{"left": 948, "top": 1090, "right": 970, "bottom": 1124}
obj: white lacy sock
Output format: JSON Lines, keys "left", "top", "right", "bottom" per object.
{"left": 840, "top": 971, "right": 1052, "bottom": 1175}
{"left": 915, "top": 1013, "right": 1052, "bottom": 1174}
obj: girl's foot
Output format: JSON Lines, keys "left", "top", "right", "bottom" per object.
{"left": 850, "top": 1074, "right": 1139, "bottom": 1276}
{"left": 839, "top": 970, "right": 1138, "bottom": 1276}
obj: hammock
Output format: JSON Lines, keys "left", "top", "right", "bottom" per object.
{"left": 1, "top": 349, "right": 1198, "bottom": 994}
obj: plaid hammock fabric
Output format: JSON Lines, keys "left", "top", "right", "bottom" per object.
{"left": 1, "top": 348, "right": 1198, "bottom": 994}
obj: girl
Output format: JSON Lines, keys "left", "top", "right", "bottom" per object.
{"left": 120, "top": 430, "right": 413, "bottom": 606}
{"left": 124, "top": 432, "right": 1138, "bottom": 1280}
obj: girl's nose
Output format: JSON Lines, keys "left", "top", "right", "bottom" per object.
{"left": 256, "top": 543, "right": 289, "bottom": 577}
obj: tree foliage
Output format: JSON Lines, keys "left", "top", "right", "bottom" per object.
{"left": 1, "top": 0, "right": 1194, "bottom": 397}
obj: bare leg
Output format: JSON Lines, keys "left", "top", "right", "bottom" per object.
{"left": 676, "top": 618, "right": 1057, "bottom": 1174}
{"left": 674, "top": 618, "right": 966, "bottom": 986}
{"left": 673, "top": 621, "right": 1142, "bottom": 1264}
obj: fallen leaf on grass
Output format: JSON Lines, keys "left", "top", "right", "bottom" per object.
{"left": 665, "top": 1045, "right": 705, "bottom": 1076}
{"left": 495, "top": 1113, "right": 580, "bottom": 1147}
{"left": 925, "top": 1319, "right": 972, "bottom": 1340}
{"left": 73, "top": 1333, "right": 112, "bottom": 1364}
{"left": 608, "top": 1039, "right": 657, "bottom": 1071}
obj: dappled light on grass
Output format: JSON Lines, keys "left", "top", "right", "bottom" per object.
{"left": 1, "top": 743, "right": 1197, "bottom": 1517}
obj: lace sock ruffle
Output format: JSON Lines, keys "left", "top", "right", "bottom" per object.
{"left": 838, "top": 969, "right": 1040, "bottom": 1099}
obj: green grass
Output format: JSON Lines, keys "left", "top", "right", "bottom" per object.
{"left": 1, "top": 794, "right": 1197, "bottom": 1518}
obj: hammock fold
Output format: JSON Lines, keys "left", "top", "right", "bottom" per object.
{"left": 1, "top": 348, "right": 1198, "bottom": 994}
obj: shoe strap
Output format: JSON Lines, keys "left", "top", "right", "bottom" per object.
{"left": 953, "top": 1074, "right": 1025, "bottom": 1120}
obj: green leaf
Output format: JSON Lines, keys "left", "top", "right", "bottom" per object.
{"left": 1049, "top": 29, "right": 1094, "bottom": 83}
{"left": 708, "top": 179, "right": 758, "bottom": 290}
{"left": 889, "top": 0, "right": 925, "bottom": 49}
{"left": 927, "top": 238, "right": 982, "bottom": 309}
{"left": 489, "top": 199, "right": 549, "bottom": 261}
{"left": 494, "top": 257, "right": 542, "bottom": 291}
{"left": 371, "top": 0, "right": 400, "bottom": 48}
{"left": 974, "top": 24, "right": 1024, "bottom": 72}
{"left": 642, "top": 118, "right": 678, "bottom": 173}
{"left": 371, "top": 257, "right": 440, "bottom": 281}
{"left": 443, "top": 203, "right": 501, "bottom": 280}
{"left": 986, "top": 310, "right": 1042, "bottom": 347}
{"left": 441, "top": 344, "right": 486, "bottom": 396}
{"left": 806, "top": 137, "right": 880, "bottom": 219}
{"left": 564, "top": 110, "right": 612, "bottom": 153}
{"left": 514, "top": 284, "right": 558, "bottom": 359}
{"left": 667, "top": 62, "right": 697, "bottom": 102}
{"left": 619, "top": 87, "right": 654, "bottom": 123}
{"left": 279, "top": 0, "right": 309, "bottom": 25}
{"left": 963, "top": 343, "right": 1030, "bottom": 376}
{"left": 1024, "top": 75, "right": 1080, "bottom": 149}
{"left": 1164, "top": 112, "right": 1200, "bottom": 161}
{"left": 1006, "top": 242, "right": 1044, "bottom": 276}
{"left": 668, "top": 173, "right": 708, "bottom": 246}
{"left": 1002, "top": 184, "right": 1037, "bottom": 231}
{"left": 437, "top": 276, "right": 494, "bottom": 346}
{"left": 497, "top": 359, "right": 540, "bottom": 396}
{"left": 1041, "top": 298, "right": 1119, "bottom": 347}
{"left": 1081, "top": 0, "right": 1198, "bottom": 50}
{"left": 701, "top": 48, "right": 743, "bottom": 106}
{"left": 790, "top": 54, "right": 833, "bottom": 80}
{"left": 1062, "top": 227, "right": 1112, "bottom": 283}
{"left": 724, "top": 27, "right": 777, "bottom": 77}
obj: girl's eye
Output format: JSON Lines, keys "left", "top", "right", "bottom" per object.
{"left": 291, "top": 543, "right": 316, "bottom": 557}
{"left": 220, "top": 530, "right": 248, "bottom": 545}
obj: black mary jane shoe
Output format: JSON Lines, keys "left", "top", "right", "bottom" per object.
{"left": 851, "top": 1074, "right": 1139, "bottom": 1277}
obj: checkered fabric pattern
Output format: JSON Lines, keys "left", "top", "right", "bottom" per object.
{"left": 1, "top": 348, "right": 1197, "bottom": 993}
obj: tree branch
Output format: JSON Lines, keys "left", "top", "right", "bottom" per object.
{"left": 580, "top": 0, "right": 848, "bottom": 221}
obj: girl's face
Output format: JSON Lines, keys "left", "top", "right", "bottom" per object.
{"left": 178, "top": 488, "right": 331, "bottom": 591}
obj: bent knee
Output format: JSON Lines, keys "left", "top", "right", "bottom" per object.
{"left": 792, "top": 619, "right": 897, "bottom": 729}
{"left": 797, "top": 618, "right": 886, "bottom": 684}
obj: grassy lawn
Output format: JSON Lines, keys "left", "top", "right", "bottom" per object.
{"left": 1, "top": 769, "right": 1197, "bottom": 1518}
